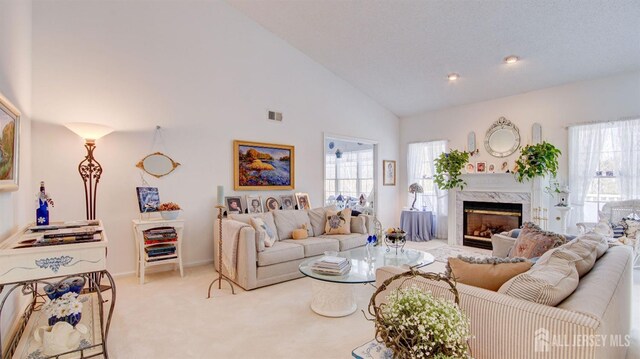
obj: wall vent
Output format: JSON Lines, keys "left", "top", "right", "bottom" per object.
{"left": 268, "top": 111, "right": 283, "bottom": 122}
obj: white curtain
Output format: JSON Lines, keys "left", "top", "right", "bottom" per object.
{"left": 618, "top": 119, "right": 640, "bottom": 199}
{"left": 407, "top": 140, "right": 448, "bottom": 238}
{"left": 568, "top": 124, "right": 604, "bottom": 226}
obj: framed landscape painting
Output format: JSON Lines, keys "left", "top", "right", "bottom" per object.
{"left": 234, "top": 140, "right": 295, "bottom": 190}
{"left": 0, "top": 93, "right": 20, "bottom": 192}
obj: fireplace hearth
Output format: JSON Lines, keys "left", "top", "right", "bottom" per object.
{"left": 463, "top": 201, "right": 522, "bottom": 249}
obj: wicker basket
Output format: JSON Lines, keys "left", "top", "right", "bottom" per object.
{"left": 367, "top": 269, "right": 469, "bottom": 358}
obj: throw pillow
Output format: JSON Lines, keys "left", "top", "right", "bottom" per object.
{"left": 498, "top": 248, "right": 581, "bottom": 306}
{"left": 306, "top": 205, "right": 336, "bottom": 237}
{"left": 228, "top": 212, "right": 279, "bottom": 241}
{"left": 621, "top": 218, "right": 640, "bottom": 239}
{"left": 612, "top": 223, "right": 625, "bottom": 238}
{"left": 273, "top": 210, "right": 314, "bottom": 240}
{"left": 445, "top": 256, "right": 532, "bottom": 291}
{"left": 325, "top": 208, "right": 352, "bottom": 235}
{"left": 250, "top": 217, "right": 277, "bottom": 247}
{"left": 509, "top": 222, "right": 565, "bottom": 259}
{"left": 551, "top": 233, "right": 607, "bottom": 277}
{"left": 350, "top": 215, "right": 367, "bottom": 234}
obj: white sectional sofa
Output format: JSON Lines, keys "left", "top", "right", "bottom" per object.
{"left": 214, "top": 207, "right": 373, "bottom": 290}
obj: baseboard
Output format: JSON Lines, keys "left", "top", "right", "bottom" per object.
{"left": 111, "top": 259, "right": 214, "bottom": 278}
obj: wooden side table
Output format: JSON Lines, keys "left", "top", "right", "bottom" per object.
{"left": 132, "top": 219, "right": 185, "bottom": 284}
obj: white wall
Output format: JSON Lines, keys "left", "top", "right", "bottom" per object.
{"left": 400, "top": 71, "right": 640, "bottom": 233}
{"left": 0, "top": 0, "right": 32, "bottom": 344}
{"left": 31, "top": 1, "right": 400, "bottom": 275}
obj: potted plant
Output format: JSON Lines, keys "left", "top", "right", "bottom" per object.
{"left": 158, "top": 202, "right": 181, "bottom": 220}
{"left": 514, "top": 141, "right": 561, "bottom": 183}
{"left": 434, "top": 150, "right": 470, "bottom": 190}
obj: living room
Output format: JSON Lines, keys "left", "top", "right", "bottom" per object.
{"left": 0, "top": 0, "right": 638, "bottom": 358}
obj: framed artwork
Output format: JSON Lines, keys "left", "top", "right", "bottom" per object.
{"left": 0, "top": 93, "right": 20, "bottom": 192}
{"left": 295, "top": 193, "right": 311, "bottom": 210}
{"left": 136, "top": 187, "right": 160, "bottom": 213}
{"left": 225, "top": 196, "right": 244, "bottom": 214}
{"left": 265, "top": 197, "right": 280, "bottom": 212}
{"left": 501, "top": 161, "right": 509, "bottom": 172}
{"left": 280, "top": 195, "right": 295, "bottom": 210}
{"left": 488, "top": 163, "right": 496, "bottom": 173}
{"left": 234, "top": 140, "right": 295, "bottom": 191}
{"left": 476, "top": 162, "right": 486, "bottom": 173}
{"left": 383, "top": 160, "right": 396, "bottom": 186}
{"left": 246, "top": 195, "right": 263, "bottom": 214}
{"left": 465, "top": 163, "right": 475, "bottom": 174}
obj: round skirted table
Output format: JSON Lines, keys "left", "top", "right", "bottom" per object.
{"left": 400, "top": 210, "right": 433, "bottom": 241}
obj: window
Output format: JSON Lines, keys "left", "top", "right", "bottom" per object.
{"left": 569, "top": 119, "right": 640, "bottom": 225}
{"left": 324, "top": 145, "right": 374, "bottom": 209}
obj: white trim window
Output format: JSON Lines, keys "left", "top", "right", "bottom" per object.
{"left": 325, "top": 149, "right": 374, "bottom": 206}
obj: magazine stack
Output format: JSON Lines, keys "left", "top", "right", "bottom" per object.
{"left": 311, "top": 256, "right": 351, "bottom": 275}
{"left": 143, "top": 227, "right": 177, "bottom": 261}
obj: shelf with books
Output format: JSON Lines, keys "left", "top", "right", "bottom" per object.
{"left": 132, "top": 219, "right": 185, "bottom": 284}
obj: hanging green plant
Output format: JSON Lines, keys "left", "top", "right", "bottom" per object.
{"left": 514, "top": 141, "right": 561, "bottom": 183}
{"left": 434, "top": 150, "right": 470, "bottom": 190}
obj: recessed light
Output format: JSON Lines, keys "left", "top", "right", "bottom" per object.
{"left": 504, "top": 55, "right": 519, "bottom": 64}
{"left": 447, "top": 73, "right": 459, "bottom": 81}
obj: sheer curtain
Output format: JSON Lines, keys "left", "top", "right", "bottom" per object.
{"left": 618, "top": 119, "right": 640, "bottom": 199}
{"left": 569, "top": 124, "right": 604, "bottom": 226}
{"left": 407, "top": 140, "right": 448, "bottom": 238}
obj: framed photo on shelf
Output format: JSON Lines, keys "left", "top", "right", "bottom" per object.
{"left": 0, "top": 93, "right": 20, "bottom": 192}
{"left": 265, "top": 197, "right": 280, "bottom": 211}
{"left": 295, "top": 193, "right": 311, "bottom": 210}
{"left": 476, "top": 162, "right": 486, "bottom": 173}
{"left": 280, "top": 195, "right": 295, "bottom": 210}
{"left": 383, "top": 160, "right": 396, "bottom": 186}
{"left": 246, "top": 195, "right": 263, "bottom": 214}
{"left": 225, "top": 196, "right": 244, "bottom": 214}
{"left": 465, "top": 163, "right": 475, "bottom": 174}
{"left": 233, "top": 140, "right": 295, "bottom": 191}
{"left": 136, "top": 187, "right": 160, "bottom": 213}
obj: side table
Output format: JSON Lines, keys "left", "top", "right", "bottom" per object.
{"left": 132, "top": 219, "right": 185, "bottom": 284}
{"left": 400, "top": 210, "right": 433, "bottom": 241}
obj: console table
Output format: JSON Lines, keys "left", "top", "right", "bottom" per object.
{"left": 400, "top": 210, "right": 433, "bottom": 241}
{"left": 0, "top": 221, "right": 115, "bottom": 359}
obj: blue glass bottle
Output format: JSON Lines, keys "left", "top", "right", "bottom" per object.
{"left": 36, "top": 181, "right": 49, "bottom": 226}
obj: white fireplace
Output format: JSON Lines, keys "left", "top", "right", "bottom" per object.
{"left": 448, "top": 173, "right": 543, "bottom": 247}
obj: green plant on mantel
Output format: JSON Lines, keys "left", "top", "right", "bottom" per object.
{"left": 434, "top": 150, "right": 470, "bottom": 190}
{"left": 514, "top": 141, "right": 561, "bottom": 183}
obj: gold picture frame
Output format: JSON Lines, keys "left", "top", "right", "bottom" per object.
{"left": 383, "top": 160, "right": 396, "bottom": 186}
{"left": 0, "top": 93, "right": 20, "bottom": 192}
{"left": 234, "top": 140, "right": 295, "bottom": 191}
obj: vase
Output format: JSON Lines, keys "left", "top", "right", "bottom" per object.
{"left": 36, "top": 201, "right": 49, "bottom": 226}
{"left": 44, "top": 282, "right": 71, "bottom": 300}
{"left": 48, "top": 313, "right": 82, "bottom": 327}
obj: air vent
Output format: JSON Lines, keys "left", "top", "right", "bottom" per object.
{"left": 268, "top": 110, "right": 283, "bottom": 122}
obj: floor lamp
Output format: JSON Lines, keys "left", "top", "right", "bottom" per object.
{"left": 207, "top": 186, "right": 236, "bottom": 298}
{"left": 64, "top": 122, "right": 114, "bottom": 220}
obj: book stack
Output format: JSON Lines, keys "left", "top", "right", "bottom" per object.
{"left": 311, "top": 256, "right": 351, "bottom": 276}
{"left": 143, "top": 227, "right": 177, "bottom": 244}
{"left": 33, "top": 227, "right": 102, "bottom": 246}
{"left": 145, "top": 244, "right": 177, "bottom": 261}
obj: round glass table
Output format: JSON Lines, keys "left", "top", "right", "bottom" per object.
{"left": 299, "top": 246, "right": 434, "bottom": 317}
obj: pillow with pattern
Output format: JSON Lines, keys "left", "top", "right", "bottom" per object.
{"left": 324, "top": 208, "right": 352, "bottom": 235}
{"left": 509, "top": 222, "right": 566, "bottom": 259}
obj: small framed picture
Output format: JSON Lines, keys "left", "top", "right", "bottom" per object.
{"left": 383, "top": 160, "right": 396, "bottom": 186}
{"left": 280, "top": 195, "right": 295, "bottom": 210}
{"left": 488, "top": 163, "right": 496, "bottom": 173}
{"left": 136, "top": 187, "right": 160, "bottom": 213}
{"left": 225, "top": 196, "right": 244, "bottom": 214}
{"left": 501, "top": 161, "right": 509, "bottom": 172}
{"left": 246, "top": 195, "right": 263, "bottom": 214}
{"left": 476, "top": 162, "right": 486, "bottom": 173}
{"left": 265, "top": 197, "right": 280, "bottom": 212}
{"left": 295, "top": 193, "right": 311, "bottom": 210}
{"left": 465, "top": 163, "right": 475, "bottom": 174}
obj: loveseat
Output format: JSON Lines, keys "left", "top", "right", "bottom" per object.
{"left": 375, "top": 234, "right": 633, "bottom": 359}
{"left": 214, "top": 207, "right": 373, "bottom": 290}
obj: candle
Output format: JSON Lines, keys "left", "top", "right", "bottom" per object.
{"left": 217, "top": 185, "right": 225, "bottom": 206}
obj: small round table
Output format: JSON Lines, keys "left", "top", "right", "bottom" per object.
{"left": 298, "top": 246, "right": 434, "bottom": 317}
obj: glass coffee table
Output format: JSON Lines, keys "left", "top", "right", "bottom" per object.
{"left": 299, "top": 246, "right": 434, "bottom": 317}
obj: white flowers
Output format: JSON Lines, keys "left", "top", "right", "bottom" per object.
{"left": 381, "top": 285, "right": 472, "bottom": 358}
{"left": 43, "top": 292, "right": 83, "bottom": 319}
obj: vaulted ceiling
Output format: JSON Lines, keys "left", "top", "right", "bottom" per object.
{"left": 228, "top": 0, "right": 640, "bottom": 117}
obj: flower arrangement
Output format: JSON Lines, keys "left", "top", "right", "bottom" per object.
{"left": 43, "top": 292, "right": 84, "bottom": 326}
{"left": 379, "top": 286, "right": 471, "bottom": 358}
{"left": 434, "top": 150, "right": 471, "bottom": 190}
{"left": 157, "top": 202, "right": 181, "bottom": 211}
{"left": 514, "top": 141, "right": 561, "bottom": 183}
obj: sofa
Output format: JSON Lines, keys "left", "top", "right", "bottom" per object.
{"left": 214, "top": 207, "right": 373, "bottom": 290}
{"left": 375, "top": 233, "right": 633, "bottom": 359}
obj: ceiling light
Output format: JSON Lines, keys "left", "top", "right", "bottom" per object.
{"left": 447, "top": 73, "right": 459, "bottom": 81}
{"left": 504, "top": 55, "right": 519, "bottom": 64}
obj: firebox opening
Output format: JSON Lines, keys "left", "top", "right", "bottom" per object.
{"left": 463, "top": 201, "right": 522, "bottom": 250}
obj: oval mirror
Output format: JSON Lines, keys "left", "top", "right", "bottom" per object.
{"left": 136, "top": 152, "right": 181, "bottom": 178}
{"left": 484, "top": 117, "right": 520, "bottom": 158}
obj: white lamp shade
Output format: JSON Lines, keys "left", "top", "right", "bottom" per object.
{"left": 65, "top": 122, "right": 114, "bottom": 141}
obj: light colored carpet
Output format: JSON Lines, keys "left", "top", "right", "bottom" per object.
{"left": 107, "top": 239, "right": 639, "bottom": 359}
